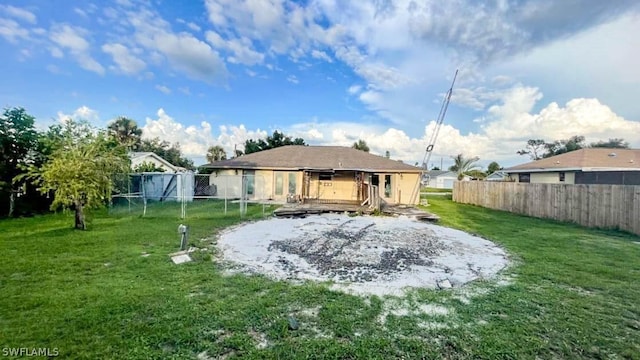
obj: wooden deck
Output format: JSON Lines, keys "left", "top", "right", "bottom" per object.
{"left": 273, "top": 202, "right": 370, "bottom": 217}
{"left": 273, "top": 202, "right": 439, "bottom": 221}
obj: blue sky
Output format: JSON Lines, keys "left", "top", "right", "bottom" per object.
{"left": 1, "top": 0, "right": 639, "bottom": 168}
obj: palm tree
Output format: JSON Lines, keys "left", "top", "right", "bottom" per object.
{"left": 107, "top": 116, "right": 142, "bottom": 150}
{"left": 352, "top": 139, "right": 370, "bottom": 152}
{"left": 449, "top": 154, "right": 480, "bottom": 180}
{"left": 206, "top": 145, "right": 227, "bottom": 163}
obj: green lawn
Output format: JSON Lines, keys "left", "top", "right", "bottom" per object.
{"left": 1, "top": 198, "right": 639, "bottom": 359}
{"left": 421, "top": 187, "right": 452, "bottom": 193}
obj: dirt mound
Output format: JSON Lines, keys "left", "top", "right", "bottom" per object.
{"left": 217, "top": 215, "right": 509, "bottom": 296}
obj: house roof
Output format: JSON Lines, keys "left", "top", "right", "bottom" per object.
{"left": 505, "top": 148, "right": 640, "bottom": 173}
{"left": 425, "top": 170, "right": 454, "bottom": 178}
{"left": 486, "top": 171, "right": 508, "bottom": 180}
{"left": 201, "top": 146, "right": 422, "bottom": 172}
{"left": 129, "top": 152, "right": 179, "bottom": 172}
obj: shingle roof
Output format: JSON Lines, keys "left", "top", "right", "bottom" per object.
{"left": 424, "top": 170, "right": 451, "bottom": 177}
{"left": 201, "top": 146, "right": 421, "bottom": 172}
{"left": 505, "top": 148, "right": 640, "bottom": 172}
{"left": 128, "top": 151, "right": 180, "bottom": 171}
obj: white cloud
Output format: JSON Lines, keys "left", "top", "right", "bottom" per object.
{"left": 217, "top": 124, "right": 268, "bottom": 154}
{"left": 311, "top": 49, "right": 332, "bottom": 62}
{"left": 155, "top": 85, "right": 171, "bottom": 94}
{"left": 49, "top": 24, "right": 105, "bottom": 75}
{"left": 286, "top": 75, "right": 299, "bottom": 84}
{"left": 501, "top": 13, "right": 640, "bottom": 120}
{"left": 284, "top": 90, "right": 640, "bottom": 168}
{"left": 140, "top": 108, "right": 267, "bottom": 161}
{"left": 347, "top": 85, "right": 362, "bottom": 95}
{"left": 49, "top": 47, "right": 64, "bottom": 58}
{"left": 56, "top": 105, "right": 100, "bottom": 124}
{"left": 0, "top": 5, "right": 36, "bottom": 24}
{"left": 128, "top": 9, "right": 227, "bottom": 83}
{"left": 196, "top": 0, "right": 639, "bottom": 134}
{"left": 115, "top": 0, "right": 133, "bottom": 6}
{"left": 74, "top": 8, "right": 88, "bottom": 18}
{"left": 204, "top": 0, "right": 340, "bottom": 56}
{"left": 482, "top": 88, "right": 640, "bottom": 145}
{"left": 186, "top": 22, "right": 201, "bottom": 32}
{"left": 205, "top": 31, "right": 264, "bottom": 66}
{"left": 0, "top": 18, "right": 29, "bottom": 43}
{"left": 142, "top": 109, "right": 212, "bottom": 156}
{"left": 49, "top": 24, "right": 89, "bottom": 51}
{"left": 102, "top": 43, "right": 146, "bottom": 74}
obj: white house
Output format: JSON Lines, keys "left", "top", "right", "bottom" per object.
{"left": 129, "top": 152, "right": 182, "bottom": 173}
{"left": 485, "top": 171, "right": 509, "bottom": 181}
{"left": 423, "top": 170, "right": 471, "bottom": 189}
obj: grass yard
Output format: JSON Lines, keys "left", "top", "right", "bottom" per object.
{"left": 421, "top": 187, "right": 453, "bottom": 193}
{"left": 1, "top": 198, "right": 639, "bottom": 359}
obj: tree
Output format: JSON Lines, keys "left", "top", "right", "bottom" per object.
{"left": 138, "top": 138, "right": 194, "bottom": 170}
{"left": 107, "top": 116, "right": 142, "bottom": 150}
{"left": 518, "top": 136, "right": 587, "bottom": 160}
{"left": 133, "top": 161, "right": 165, "bottom": 173}
{"left": 517, "top": 139, "right": 546, "bottom": 160}
{"left": 543, "top": 135, "right": 585, "bottom": 158}
{"left": 590, "top": 138, "right": 629, "bottom": 149}
{"left": 206, "top": 145, "right": 227, "bottom": 163}
{"left": 352, "top": 139, "right": 370, "bottom": 152}
{"left": 466, "top": 169, "right": 487, "bottom": 179}
{"left": 487, "top": 161, "right": 502, "bottom": 174}
{"left": 385, "top": 151, "right": 391, "bottom": 159}
{"left": 448, "top": 154, "right": 480, "bottom": 180}
{"left": 0, "top": 107, "right": 38, "bottom": 217}
{"left": 431, "top": 166, "right": 440, "bottom": 171}
{"left": 20, "top": 120, "right": 129, "bottom": 229}
{"left": 243, "top": 130, "right": 306, "bottom": 154}
{"left": 243, "top": 138, "right": 269, "bottom": 154}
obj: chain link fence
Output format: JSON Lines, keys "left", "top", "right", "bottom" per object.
{"left": 110, "top": 172, "right": 272, "bottom": 219}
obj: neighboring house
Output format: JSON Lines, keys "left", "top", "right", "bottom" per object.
{"left": 486, "top": 171, "right": 509, "bottom": 181}
{"left": 129, "top": 152, "right": 182, "bottom": 173}
{"left": 422, "top": 170, "right": 471, "bottom": 189}
{"left": 199, "top": 146, "right": 422, "bottom": 205}
{"left": 127, "top": 152, "right": 191, "bottom": 202}
{"left": 505, "top": 148, "right": 640, "bottom": 185}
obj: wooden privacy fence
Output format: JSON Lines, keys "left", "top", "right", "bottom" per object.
{"left": 453, "top": 181, "right": 640, "bottom": 236}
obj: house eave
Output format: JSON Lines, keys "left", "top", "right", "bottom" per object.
{"left": 506, "top": 167, "right": 640, "bottom": 173}
{"left": 506, "top": 167, "right": 581, "bottom": 173}
{"left": 202, "top": 165, "right": 422, "bottom": 173}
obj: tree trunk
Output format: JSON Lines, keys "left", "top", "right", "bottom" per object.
{"left": 8, "top": 190, "right": 15, "bottom": 217}
{"left": 75, "top": 200, "right": 86, "bottom": 230}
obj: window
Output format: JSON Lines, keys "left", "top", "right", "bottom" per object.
{"left": 518, "top": 173, "right": 530, "bottom": 183}
{"left": 384, "top": 175, "right": 392, "bottom": 198}
{"left": 559, "top": 172, "right": 565, "bottom": 182}
{"left": 275, "top": 173, "right": 283, "bottom": 195}
{"left": 288, "top": 173, "right": 296, "bottom": 194}
{"left": 319, "top": 173, "right": 333, "bottom": 181}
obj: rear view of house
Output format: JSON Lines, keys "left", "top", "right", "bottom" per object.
{"left": 200, "top": 146, "right": 422, "bottom": 205}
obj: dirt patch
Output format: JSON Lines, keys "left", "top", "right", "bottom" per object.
{"left": 217, "top": 214, "right": 509, "bottom": 296}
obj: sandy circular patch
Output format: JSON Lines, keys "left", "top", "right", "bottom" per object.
{"left": 217, "top": 214, "right": 509, "bottom": 296}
